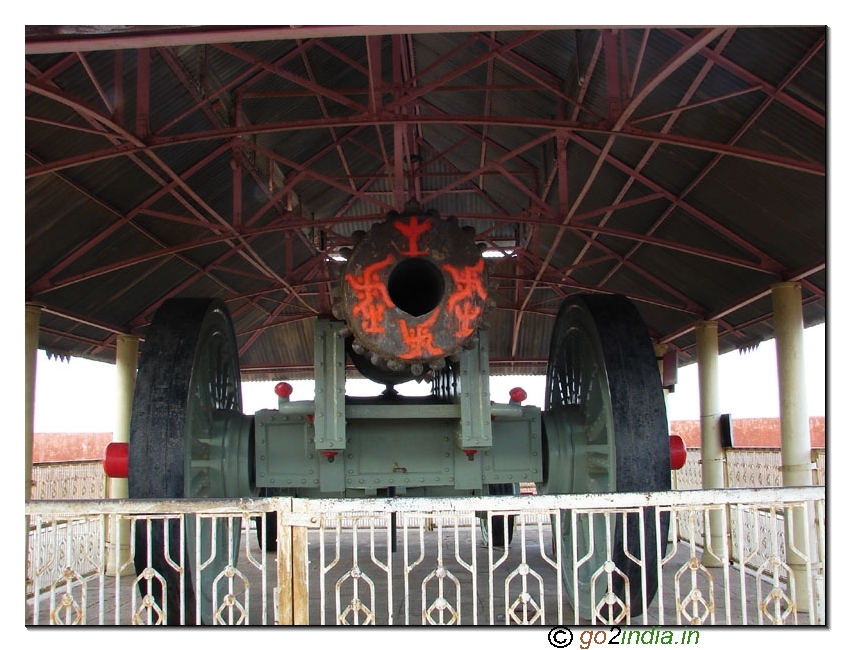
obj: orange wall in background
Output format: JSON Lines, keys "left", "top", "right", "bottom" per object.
{"left": 671, "top": 416, "right": 825, "bottom": 449}
{"left": 33, "top": 432, "right": 114, "bottom": 463}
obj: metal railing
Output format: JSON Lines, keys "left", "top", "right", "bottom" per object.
{"left": 673, "top": 448, "right": 825, "bottom": 490}
{"left": 31, "top": 461, "right": 107, "bottom": 500}
{"left": 27, "top": 461, "right": 108, "bottom": 600}
{"left": 25, "top": 487, "right": 825, "bottom": 626}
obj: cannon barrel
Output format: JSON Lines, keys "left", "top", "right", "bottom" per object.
{"left": 333, "top": 201, "right": 490, "bottom": 384}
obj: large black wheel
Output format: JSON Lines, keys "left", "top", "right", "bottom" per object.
{"left": 128, "top": 298, "right": 255, "bottom": 625}
{"left": 478, "top": 483, "right": 518, "bottom": 548}
{"left": 255, "top": 511, "right": 278, "bottom": 552}
{"left": 255, "top": 487, "right": 280, "bottom": 552}
{"left": 539, "top": 294, "right": 670, "bottom": 621}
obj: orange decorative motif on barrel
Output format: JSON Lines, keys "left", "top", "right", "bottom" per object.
{"left": 337, "top": 201, "right": 491, "bottom": 382}
{"left": 393, "top": 216, "right": 432, "bottom": 256}
{"left": 398, "top": 309, "right": 442, "bottom": 359}
{"left": 445, "top": 259, "right": 487, "bottom": 338}
{"left": 345, "top": 254, "right": 394, "bottom": 334}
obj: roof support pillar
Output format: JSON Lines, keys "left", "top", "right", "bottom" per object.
{"left": 105, "top": 334, "right": 138, "bottom": 576}
{"left": 772, "top": 282, "right": 812, "bottom": 486}
{"left": 24, "top": 302, "right": 40, "bottom": 615}
{"left": 25, "top": 304, "right": 40, "bottom": 496}
{"left": 696, "top": 319, "right": 727, "bottom": 566}
{"left": 771, "top": 281, "right": 817, "bottom": 612}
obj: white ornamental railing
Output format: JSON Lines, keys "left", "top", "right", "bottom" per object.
{"left": 672, "top": 448, "right": 825, "bottom": 490}
{"left": 31, "top": 461, "right": 107, "bottom": 500}
{"left": 26, "top": 487, "right": 825, "bottom": 626}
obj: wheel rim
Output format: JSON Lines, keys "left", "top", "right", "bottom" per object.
{"left": 128, "top": 298, "right": 254, "bottom": 624}
{"left": 540, "top": 294, "right": 670, "bottom": 621}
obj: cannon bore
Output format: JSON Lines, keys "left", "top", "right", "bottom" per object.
{"left": 333, "top": 201, "right": 490, "bottom": 384}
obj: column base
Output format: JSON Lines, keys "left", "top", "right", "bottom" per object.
{"left": 105, "top": 542, "right": 135, "bottom": 577}
{"left": 104, "top": 516, "right": 135, "bottom": 576}
{"left": 700, "top": 546, "right": 726, "bottom": 568}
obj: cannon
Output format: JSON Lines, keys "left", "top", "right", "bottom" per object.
{"left": 333, "top": 202, "right": 491, "bottom": 385}
{"left": 107, "top": 200, "right": 685, "bottom": 624}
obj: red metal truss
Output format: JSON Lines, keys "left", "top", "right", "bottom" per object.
{"left": 25, "top": 26, "right": 826, "bottom": 372}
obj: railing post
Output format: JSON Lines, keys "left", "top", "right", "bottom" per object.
{"left": 292, "top": 500, "right": 310, "bottom": 624}
{"left": 275, "top": 497, "right": 308, "bottom": 624}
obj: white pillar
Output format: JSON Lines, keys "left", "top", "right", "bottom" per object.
{"left": 25, "top": 303, "right": 41, "bottom": 619}
{"left": 772, "top": 281, "right": 816, "bottom": 613}
{"left": 772, "top": 282, "right": 813, "bottom": 487}
{"left": 106, "top": 334, "right": 138, "bottom": 576}
{"left": 109, "top": 334, "right": 138, "bottom": 498}
{"left": 696, "top": 320, "right": 726, "bottom": 566}
{"left": 25, "top": 304, "right": 40, "bottom": 501}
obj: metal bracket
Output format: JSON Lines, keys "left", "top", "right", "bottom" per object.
{"left": 313, "top": 318, "right": 346, "bottom": 452}
{"left": 456, "top": 328, "right": 493, "bottom": 450}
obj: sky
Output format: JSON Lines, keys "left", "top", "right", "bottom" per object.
{"left": 32, "top": 322, "right": 826, "bottom": 434}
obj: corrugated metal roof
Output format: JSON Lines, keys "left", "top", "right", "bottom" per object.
{"left": 25, "top": 26, "right": 826, "bottom": 384}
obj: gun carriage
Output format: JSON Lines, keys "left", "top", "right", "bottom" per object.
{"left": 106, "top": 201, "right": 685, "bottom": 623}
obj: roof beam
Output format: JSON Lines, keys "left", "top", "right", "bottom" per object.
{"left": 116, "top": 124, "right": 384, "bottom": 333}
{"left": 237, "top": 256, "right": 326, "bottom": 356}
{"left": 519, "top": 28, "right": 728, "bottom": 318}
{"left": 25, "top": 61, "right": 304, "bottom": 303}
{"left": 26, "top": 105, "right": 826, "bottom": 179}
{"left": 243, "top": 141, "right": 394, "bottom": 212}
{"left": 662, "top": 28, "right": 825, "bottom": 129}
{"left": 571, "top": 30, "right": 738, "bottom": 278}
{"left": 159, "top": 40, "right": 312, "bottom": 134}
{"left": 384, "top": 31, "right": 542, "bottom": 112}
{"left": 574, "top": 132, "right": 786, "bottom": 274}
{"left": 599, "top": 28, "right": 816, "bottom": 285}
{"left": 25, "top": 25, "right": 570, "bottom": 55}
{"left": 26, "top": 141, "right": 233, "bottom": 294}
{"left": 475, "top": 31, "right": 599, "bottom": 120}
{"left": 659, "top": 260, "right": 825, "bottom": 347}
{"left": 215, "top": 43, "right": 368, "bottom": 113}
{"left": 298, "top": 39, "right": 358, "bottom": 193}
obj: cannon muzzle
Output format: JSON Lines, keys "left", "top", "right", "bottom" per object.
{"left": 334, "top": 201, "right": 490, "bottom": 383}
